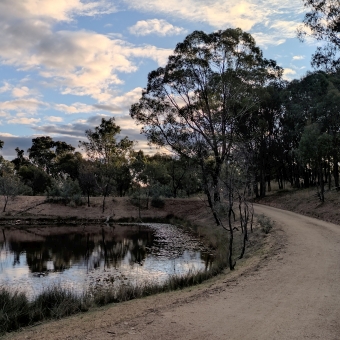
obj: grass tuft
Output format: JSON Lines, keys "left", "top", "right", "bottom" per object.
{"left": 257, "top": 214, "right": 274, "bottom": 234}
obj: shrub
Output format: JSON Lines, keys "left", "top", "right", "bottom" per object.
{"left": 257, "top": 214, "right": 274, "bottom": 234}
{"left": 46, "top": 178, "right": 83, "bottom": 206}
{"left": 151, "top": 196, "right": 165, "bottom": 208}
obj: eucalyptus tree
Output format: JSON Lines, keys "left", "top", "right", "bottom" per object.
{"left": 298, "top": 0, "right": 340, "bottom": 71}
{"left": 298, "top": 124, "right": 333, "bottom": 201}
{"left": 131, "top": 28, "right": 282, "bottom": 224}
{"left": 79, "top": 117, "right": 134, "bottom": 212}
{"left": 281, "top": 70, "right": 340, "bottom": 190}
{"left": 0, "top": 160, "right": 29, "bottom": 212}
{"left": 27, "top": 136, "right": 75, "bottom": 176}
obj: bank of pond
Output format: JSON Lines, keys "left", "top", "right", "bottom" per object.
{"left": 0, "top": 222, "right": 227, "bottom": 334}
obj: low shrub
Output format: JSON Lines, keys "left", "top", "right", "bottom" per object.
{"left": 151, "top": 196, "right": 165, "bottom": 208}
{"left": 257, "top": 214, "right": 274, "bottom": 234}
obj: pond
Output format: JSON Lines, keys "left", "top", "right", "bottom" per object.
{"left": 0, "top": 223, "right": 214, "bottom": 298}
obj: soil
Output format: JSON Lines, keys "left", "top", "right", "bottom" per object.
{"left": 2, "top": 193, "right": 340, "bottom": 339}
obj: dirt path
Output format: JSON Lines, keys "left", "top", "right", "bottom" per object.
{"left": 5, "top": 205, "right": 340, "bottom": 340}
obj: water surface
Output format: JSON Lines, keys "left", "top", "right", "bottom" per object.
{"left": 0, "top": 224, "right": 213, "bottom": 297}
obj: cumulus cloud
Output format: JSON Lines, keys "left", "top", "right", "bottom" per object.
{"left": 125, "top": 0, "right": 303, "bottom": 31}
{"left": 126, "top": 0, "right": 305, "bottom": 48}
{"left": 0, "top": 0, "right": 172, "bottom": 107}
{"left": 282, "top": 68, "right": 297, "bottom": 80}
{"left": 129, "top": 19, "right": 186, "bottom": 36}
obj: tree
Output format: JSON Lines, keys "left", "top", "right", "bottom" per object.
{"left": 27, "top": 136, "right": 75, "bottom": 176}
{"left": 298, "top": 0, "right": 340, "bottom": 71}
{"left": 281, "top": 71, "right": 340, "bottom": 190}
{"left": 12, "top": 147, "right": 30, "bottom": 171}
{"left": 18, "top": 165, "right": 52, "bottom": 195}
{"left": 131, "top": 28, "right": 282, "bottom": 224}
{"left": 78, "top": 160, "right": 97, "bottom": 207}
{"left": 79, "top": 117, "right": 134, "bottom": 212}
{"left": 0, "top": 160, "right": 29, "bottom": 212}
{"left": 299, "top": 124, "right": 333, "bottom": 201}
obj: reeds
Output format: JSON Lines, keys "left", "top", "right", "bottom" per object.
{"left": 0, "top": 286, "right": 88, "bottom": 334}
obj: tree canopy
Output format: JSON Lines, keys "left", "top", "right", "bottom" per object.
{"left": 299, "top": 0, "right": 340, "bottom": 71}
{"left": 131, "top": 28, "right": 282, "bottom": 219}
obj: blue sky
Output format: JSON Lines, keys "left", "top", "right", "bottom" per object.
{"left": 0, "top": 0, "right": 317, "bottom": 159}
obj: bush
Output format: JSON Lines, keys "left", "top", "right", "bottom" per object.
{"left": 151, "top": 196, "right": 165, "bottom": 208}
{"left": 257, "top": 214, "right": 274, "bottom": 234}
{"left": 46, "top": 178, "right": 83, "bottom": 206}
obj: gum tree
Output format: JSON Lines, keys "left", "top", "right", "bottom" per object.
{"left": 131, "top": 28, "right": 282, "bottom": 225}
{"left": 79, "top": 117, "right": 134, "bottom": 212}
{"left": 298, "top": 0, "right": 340, "bottom": 71}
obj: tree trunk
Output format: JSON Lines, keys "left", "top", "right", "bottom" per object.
{"left": 228, "top": 205, "right": 235, "bottom": 270}
{"left": 3, "top": 196, "right": 8, "bottom": 212}
{"left": 333, "top": 153, "right": 339, "bottom": 189}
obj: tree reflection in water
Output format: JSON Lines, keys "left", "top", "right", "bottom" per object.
{"left": 0, "top": 224, "right": 212, "bottom": 296}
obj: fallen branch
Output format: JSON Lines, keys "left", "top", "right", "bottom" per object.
{"left": 14, "top": 201, "right": 48, "bottom": 216}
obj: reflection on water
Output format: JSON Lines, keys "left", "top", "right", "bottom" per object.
{"left": 0, "top": 224, "right": 213, "bottom": 297}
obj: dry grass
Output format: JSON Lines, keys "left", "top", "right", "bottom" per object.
{"left": 257, "top": 183, "right": 340, "bottom": 225}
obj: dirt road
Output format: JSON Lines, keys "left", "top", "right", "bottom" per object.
{"left": 5, "top": 204, "right": 340, "bottom": 340}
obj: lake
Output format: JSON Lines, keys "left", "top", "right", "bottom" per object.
{"left": 0, "top": 223, "right": 213, "bottom": 298}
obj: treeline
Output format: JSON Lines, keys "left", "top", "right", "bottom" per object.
{"left": 0, "top": 69, "right": 339, "bottom": 213}
{"left": 0, "top": 71, "right": 340, "bottom": 209}
{"left": 0, "top": 118, "right": 202, "bottom": 212}
{"left": 246, "top": 69, "right": 340, "bottom": 201}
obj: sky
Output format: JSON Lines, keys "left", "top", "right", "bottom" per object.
{"left": 0, "top": 0, "right": 318, "bottom": 159}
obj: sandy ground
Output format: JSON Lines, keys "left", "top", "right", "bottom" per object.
{"left": 4, "top": 203, "right": 340, "bottom": 340}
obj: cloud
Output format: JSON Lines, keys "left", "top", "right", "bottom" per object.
{"left": 125, "top": 0, "right": 266, "bottom": 31}
{"left": 45, "top": 116, "right": 64, "bottom": 122}
{"left": 0, "top": 82, "right": 11, "bottom": 94}
{"left": 282, "top": 68, "right": 297, "bottom": 80}
{"left": 0, "top": 0, "right": 116, "bottom": 23}
{"left": 11, "top": 86, "right": 40, "bottom": 98}
{"left": 293, "top": 55, "right": 305, "bottom": 60}
{"left": 0, "top": 0, "right": 172, "bottom": 106}
{"left": 129, "top": 19, "right": 186, "bottom": 36}
{"left": 0, "top": 99, "right": 47, "bottom": 113}
{"left": 34, "top": 113, "right": 145, "bottom": 145}
{"left": 8, "top": 117, "right": 41, "bottom": 124}
{"left": 0, "top": 132, "right": 18, "bottom": 137}
{"left": 108, "top": 87, "right": 143, "bottom": 111}
{"left": 54, "top": 102, "right": 97, "bottom": 114}
{"left": 252, "top": 32, "right": 286, "bottom": 46}
{"left": 92, "top": 104, "right": 121, "bottom": 112}
{"left": 125, "top": 0, "right": 305, "bottom": 47}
